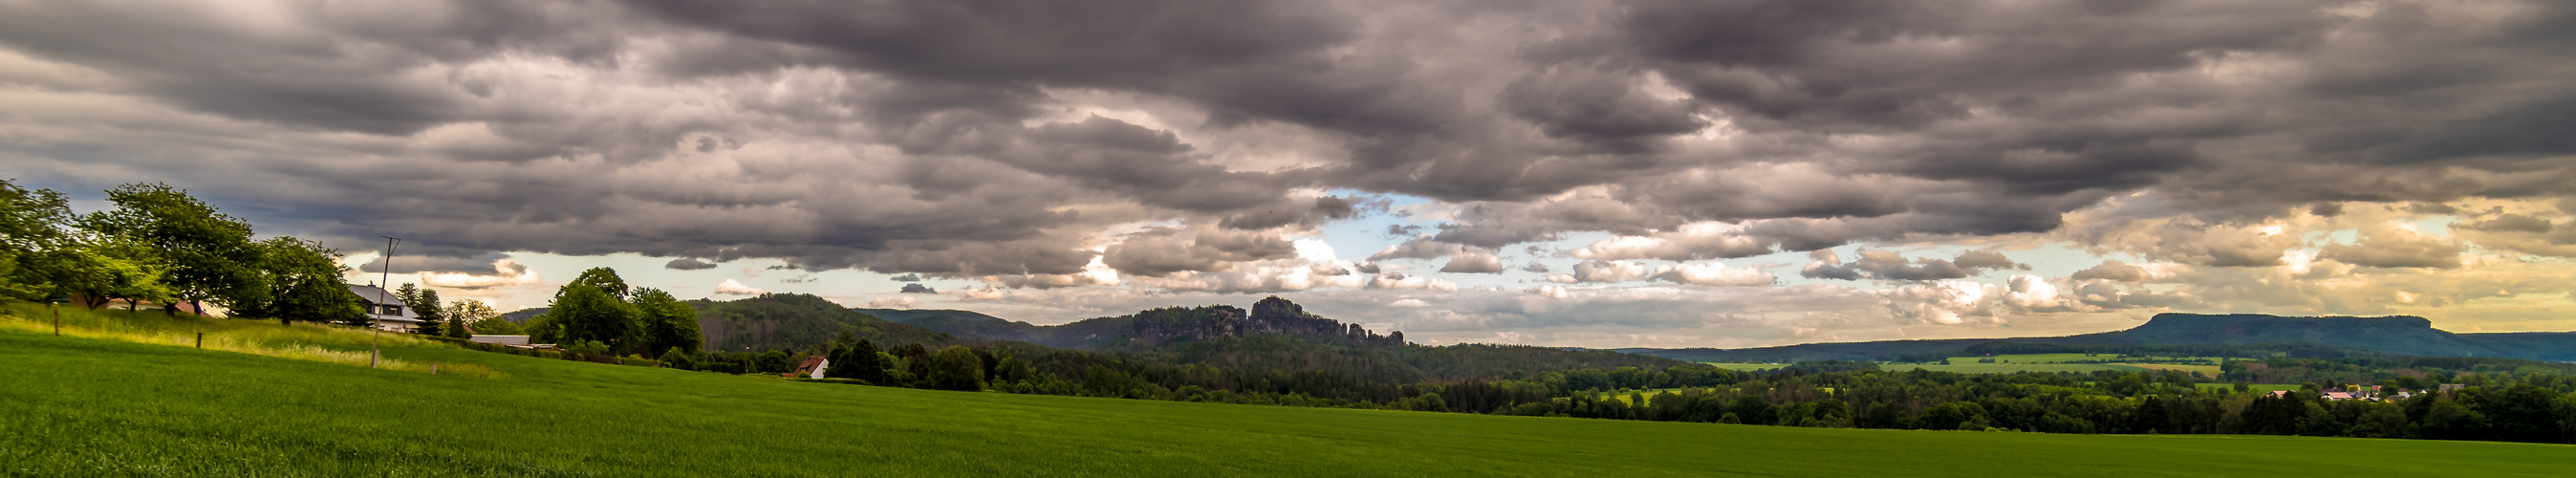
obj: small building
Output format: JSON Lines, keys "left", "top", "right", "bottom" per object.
{"left": 470, "top": 335, "right": 530, "bottom": 346}
{"left": 347, "top": 285, "right": 425, "bottom": 332}
{"left": 2321, "top": 391, "right": 2353, "bottom": 401}
{"left": 787, "top": 356, "right": 830, "bottom": 380}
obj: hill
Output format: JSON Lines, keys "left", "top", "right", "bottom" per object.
{"left": 869, "top": 296, "right": 1403, "bottom": 351}
{"left": 857, "top": 308, "right": 1136, "bottom": 350}
{"left": 692, "top": 293, "right": 955, "bottom": 353}
{"left": 1623, "top": 313, "right": 2576, "bottom": 362}
{"left": 9, "top": 321, "right": 2573, "bottom": 476}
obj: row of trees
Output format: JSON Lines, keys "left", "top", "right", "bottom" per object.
{"left": 1, "top": 181, "right": 362, "bottom": 324}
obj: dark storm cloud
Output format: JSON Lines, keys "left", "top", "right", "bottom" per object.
{"left": 9, "top": 0, "right": 2576, "bottom": 285}
{"left": 663, "top": 258, "right": 718, "bottom": 271}
{"left": 1102, "top": 227, "right": 1299, "bottom": 277}
{"left": 899, "top": 283, "right": 938, "bottom": 294}
{"left": 1498, "top": 67, "right": 1706, "bottom": 151}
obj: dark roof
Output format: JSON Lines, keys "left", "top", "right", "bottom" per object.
{"left": 348, "top": 285, "right": 400, "bottom": 306}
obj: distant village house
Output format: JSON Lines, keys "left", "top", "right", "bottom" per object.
{"left": 788, "top": 357, "right": 829, "bottom": 380}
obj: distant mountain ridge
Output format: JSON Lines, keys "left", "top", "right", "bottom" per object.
{"left": 1620, "top": 313, "right": 2576, "bottom": 362}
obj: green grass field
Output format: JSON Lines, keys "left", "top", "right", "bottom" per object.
{"left": 2196, "top": 383, "right": 2306, "bottom": 393}
{"left": 6, "top": 309, "right": 2573, "bottom": 476}
{"left": 1883, "top": 354, "right": 2226, "bottom": 376}
{"left": 1700, "top": 362, "right": 1788, "bottom": 371}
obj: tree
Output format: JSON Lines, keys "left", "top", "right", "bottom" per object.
{"left": 468, "top": 315, "right": 523, "bottom": 335}
{"left": 927, "top": 346, "right": 986, "bottom": 391}
{"left": 230, "top": 237, "right": 362, "bottom": 326}
{"left": 55, "top": 245, "right": 171, "bottom": 311}
{"left": 396, "top": 283, "right": 446, "bottom": 336}
{"left": 634, "top": 288, "right": 703, "bottom": 354}
{"left": 0, "top": 181, "right": 74, "bottom": 303}
{"left": 2348, "top": 402, "right": 2414, "bottom": 439}
{"left": 827, "top": 338, "right": 890, "bottom": 384}
{"left": 536, "top": 282, "right": 637, "bottom": 349}
{"left": 446, "top": 299, "right": 499, "bottom": 337}
{"left": 562, "top": 267, "right": 632, "bottom": 301}
{"left": 83, "top": 183, "right": 263, "bottom": 315}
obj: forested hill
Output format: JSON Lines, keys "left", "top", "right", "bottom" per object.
{"left": 1621, "top": 313, "right": 2576, "bottom": 362}
{"left": 692, "top": 294, "right": 954, "bottom": 353}
{"left": 868, "top": 296, "right": 1403, "bottom": 351}
{"left": 859, "top": 308, "right": 1134, "bottom": 350}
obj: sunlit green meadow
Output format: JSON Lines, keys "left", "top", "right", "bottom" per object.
{"left": 5, "top": 309, "right": 2571, "bottom": 477}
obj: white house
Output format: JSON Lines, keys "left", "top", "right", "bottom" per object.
{"left": 789, "top": 356, "right": 830, "bottom": 380}
{"left": 347, "top": 284, "right": 426, "bottom": 332}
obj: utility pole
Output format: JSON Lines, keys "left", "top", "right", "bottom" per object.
{"left": 375, "top": 236, "right": 400, "bottom": 369}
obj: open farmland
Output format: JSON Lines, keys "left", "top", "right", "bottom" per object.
{"left": 6, "top": 312, "right": 2575, "bottom": 477}
{"left": 1701, "top": 362, "right": 1789, "bottom": 371}
{"left": 1883, "top": 354, "right": 2227, "bottom": 376}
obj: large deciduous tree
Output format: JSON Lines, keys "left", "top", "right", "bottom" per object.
{"left": 0, "top": 181, "right": 74, "bottom": 302}
{"left": 537, "top": 282, "right": 638, "bottom": 350}
{"left": 83, "top": 183, "right": 263, "bottom": 315}
{"left": 232, "top": 237, "right": 362, "bottom": 326}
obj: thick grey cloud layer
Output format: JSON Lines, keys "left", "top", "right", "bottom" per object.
{"left": 5, "top": 0, "right": 2572, "bottom": 322}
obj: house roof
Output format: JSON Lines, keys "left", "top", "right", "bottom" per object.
{"left": 346, "top": 284, "right": 422, "bottom": 320}
{"left": 348, "top": 285, "right": 400, "bottom": 306}
{"left": 791, "top": 356, "right": 829, "bottom": 374}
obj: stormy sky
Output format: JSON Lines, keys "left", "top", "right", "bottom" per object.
{"left": 5, "top": 0, "right": 2572, "bottom": 348}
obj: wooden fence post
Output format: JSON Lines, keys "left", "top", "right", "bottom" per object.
{"left": 196, "top": 333, "right": 204, "bottom": 349}
{"left": 51, "top": 300, "right": 61, "bottom": 336}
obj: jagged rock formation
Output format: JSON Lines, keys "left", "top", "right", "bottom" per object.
{"left": 1132, "top": 296, "right": 1403, "bottom": 345}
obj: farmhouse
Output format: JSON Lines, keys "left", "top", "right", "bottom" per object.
{"left": 346, "top": 285, "right": 426, "bottom": 333}
{"left": 787, "top": 357, "right": 829, "bottom": 380}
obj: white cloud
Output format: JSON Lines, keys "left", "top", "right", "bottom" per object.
{"left": 866, "top": 296, "right": 919, "bottom": 309}
{"left": 1572, "top": 260, "right": 1653, "bottom": 283}
{"left": 714, "top": 278, "right": 767, "bottom": 295}
{"left": 1370, "top": 273, "right": 1459, "bottom": 293}
{"left": 1650, "top": 262, "right": 1776, "bottom": 287}
{"left": 419, "top": 258, "right": 543, "bottom": 289}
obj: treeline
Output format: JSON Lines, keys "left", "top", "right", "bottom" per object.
{"left": 2219, "top": 356, "right": 2576, "bottom": 386}
{"left": 1888, "top": 342, "right": 2390, "bottom": 363}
